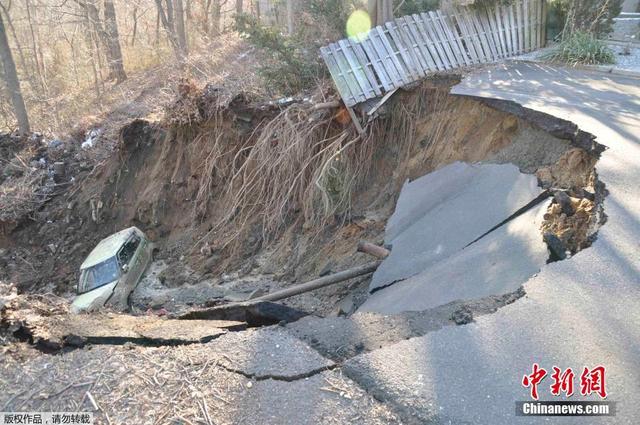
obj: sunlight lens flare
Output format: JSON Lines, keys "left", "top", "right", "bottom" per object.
{"left": 346, "top": 10, "right": 372, "bottom": 40}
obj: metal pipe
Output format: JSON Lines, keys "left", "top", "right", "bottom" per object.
{"left": 252, "top": 261, "right": 381, "bottom": 302}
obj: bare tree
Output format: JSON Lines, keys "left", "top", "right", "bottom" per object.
{"left": 24, "top": 0, "right": 46, "bottom": 92}
{"left": 0, "top": 11, "right": 30, "bottom": 134}
{"left": 154, "top": 0, "right": 187, "bottom": 61}
{"left": 103, "top": 0, "right": 127, "bottom": 82}
{"left": 210, "top": 0, "right": 222, "bottom": 36}
{"left": 74, "top": 0, "right": 127, "bottom": 83}
{"left": 0, "top": 3, "right": 32, "bottom": 88}
{"left": 175, "top": 0, "right": 187, "bottom": 54}
{"left": 131, "top": 4, "right": 139, "bottom": 46}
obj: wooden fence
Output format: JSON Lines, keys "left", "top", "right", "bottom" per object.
{"left": 321, "top": 0, "right": 547, "bottom": 107}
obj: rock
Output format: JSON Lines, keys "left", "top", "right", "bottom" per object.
{"left": 553, "top": 191, "right": 574, "bottom": 216}
{"left": 535, "top": 167, "right": 553, "bottom": 188}
{"left": 336, "top": 293, "right": 355, "bottom": 316}
{"left": 543, "top": 232, "right": 567, "bottom": 261}
{"left": 451, "top": 306, "right": 474, "bottom": 325}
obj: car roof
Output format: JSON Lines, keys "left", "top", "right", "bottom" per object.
{"left": 80, "top": 227, "right": 141, "bottom": 269}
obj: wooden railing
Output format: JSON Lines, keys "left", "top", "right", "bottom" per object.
{"left": 321, "top": 0, "right": 547, "bottom": 107}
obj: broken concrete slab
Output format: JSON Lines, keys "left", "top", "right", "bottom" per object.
{"left": 184, "top": 327, "right": 335, "bottom": 380}
{"left": 10, "top": 312, "right": 245, "bottom": 350}
{"left": 286, "top": 288, "right": 524, "bottom": 362}
{"left": 359, "top": 200, "right": 550, "bottom": 314}
{"left": 371, "top": 162, "right": 543, "bottom": 292}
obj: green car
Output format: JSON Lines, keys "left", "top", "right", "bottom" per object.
{"left": 71, "top": 227, "right": 154, "bottom": 313}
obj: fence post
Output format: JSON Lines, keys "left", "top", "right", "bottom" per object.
{"left": 541, "top": 0, "right": 547, "bottom": 47}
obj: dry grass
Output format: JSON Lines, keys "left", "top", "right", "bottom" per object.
{"left": 0, "top": 163, "right": 49, "bottom": 224}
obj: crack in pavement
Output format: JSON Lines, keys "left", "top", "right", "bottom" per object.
{"left": 218, "top": 362, "right": 339, "bottom": 382}
{"left": 285, "top": 286, "right": 527, "bottom": 362}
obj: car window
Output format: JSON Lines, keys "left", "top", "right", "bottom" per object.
{"left": 78, "top": 257, "right": 120, "bottom": 293}
{"left": 117, "top": 234, "right": 141, "bottom": 266}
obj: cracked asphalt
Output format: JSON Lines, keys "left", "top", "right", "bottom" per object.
{"left": 2, "top": 63, "right": 639, "bottom": 424}
{"left": 340, "top": 63, "right": 640, "bottom": 424}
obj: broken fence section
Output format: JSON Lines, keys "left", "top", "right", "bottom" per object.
{"left": 321, "top": 0, "right": 547, "bottom": 107}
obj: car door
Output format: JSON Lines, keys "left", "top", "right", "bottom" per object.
{"left": 129, "top": 234, "right": 150, "bottom": 290}
{"left": 108, "top": 233, "right": 142, "bottom": 310}
{"left": 120, "top": 233, "right": 143, "bottom": 292}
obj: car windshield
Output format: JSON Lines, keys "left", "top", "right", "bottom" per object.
{"left": 78, "top": 257, "right": 121, "bottom": 294}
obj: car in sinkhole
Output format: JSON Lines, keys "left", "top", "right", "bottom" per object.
{"left": 70, "top": 227, "right": 154, "bottom": 313}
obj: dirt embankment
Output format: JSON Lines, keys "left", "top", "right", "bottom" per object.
{"left": 1, "top": 77, "right": 605, "bottom": 311}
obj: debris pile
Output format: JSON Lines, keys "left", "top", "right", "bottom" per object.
{"left": 537, "top": 148, "right": 605, "bottom": 257}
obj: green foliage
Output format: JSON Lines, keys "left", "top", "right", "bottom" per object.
{"left": 470, "top": 0, "right": 514, "bottom": 11}
{"left": 548, "top": 0, "right": 622, "bottom": 38}
{"left": 394, "top": 0, "right": 440, "bottom": 15}
{"left": 543, "top": 31, "right": 616, "bottom": 65}
{"left": 234, "top": 13, "right": 324, "bottom": 94}
{"left": 306, "top": 0, "right": 356, "bottom": 35}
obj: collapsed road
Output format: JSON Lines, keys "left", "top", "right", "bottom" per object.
{"left": 1, "top": 63, "right": 639, "bottom": 424}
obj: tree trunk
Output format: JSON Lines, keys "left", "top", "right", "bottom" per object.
{"left": 211, "top": 0, "right": 221, "bottom": 36}
{"left": 82, "top": 2, "right": 103, "bottom": 97}
{"left": 286, "top": 0, "right": 294, "bottom": 34}
{"left": 0, "top": 4, "right": 29, "bottom": 82}
{"left": 76, "top": 0, "right": 125, "bottom": 83}
{"left": 165, "top": 0, "right": 175, "bottom": 34}
{"left": 0, "top": 12, "right": 30, "bottom": 134}
{"left": 175, "top": 0, "right": 188, "bottom": 55}
{"left": 368, "top": 0, "right": 393, "bottom": 26}
{"left": 236, "top": 0, "right": 243, "bottom": 15}
{"left": 155, "top": 0, "right": 185, "bottom": 62}
{"left": 131, "top": 5, "right": 138, "bottom": 46}
{"left": 103, "top": 0, "right": 127, "bottom": 83}
{"left": 24, "top": 0, "right": 46, "bottom": 93}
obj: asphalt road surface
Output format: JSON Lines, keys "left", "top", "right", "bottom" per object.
{"left": 344, "top": 62, "right": 640, "bottom": 424}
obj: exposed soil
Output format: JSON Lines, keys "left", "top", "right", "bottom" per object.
{"left": 0, "top": 76, "right": 605, "bottom": 318}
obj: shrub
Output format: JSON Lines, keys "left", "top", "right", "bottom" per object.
{"left": 543, "top": 31, "right": 615, "bottom": 65}
{"left": 306, "top": 0, "right": 357, "bottom": 36}
{"left": 548, "top": 0, "right": 622, "bottom": 38}
{"left": 394, "top": 0, "right": 440, "bottom": 15}
{"left": 234, "top": 13, "right": 324, "bottom": 95}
